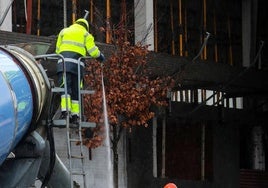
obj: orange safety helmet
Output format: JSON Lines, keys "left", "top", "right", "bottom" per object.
{"left": 164, "top": 183, "right": 178, "bottom": 188}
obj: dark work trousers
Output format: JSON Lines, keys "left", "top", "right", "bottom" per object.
{"left": 57, "top": 72, "right": 79, "bottom": 101}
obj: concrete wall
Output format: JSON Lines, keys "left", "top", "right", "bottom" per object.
{"left": 53, "top": 128, "right": 127, "bottom": 188}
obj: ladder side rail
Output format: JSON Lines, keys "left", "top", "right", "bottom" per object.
{"left": 35, "top": 53, "right": 66, "bottom": 92}
{"left": 62, "top": 59, "right": 73, "bottom": 188}
{"left": 77, "top": 56, "right": 82, "bottom": 125}
{"left": 35, "top": 53, "right": 74, "bottom": 187}
{"left": 35, "top": 53, "right": 70, "bottom": 123}
{"left": 35, "top": 53, "right": 65, "bottom": 61}
{"left": 77, "top": 56, "right": 92, "bottom": 188}
{"left": 77, "top": 56, "right": 92, "bottom": 123}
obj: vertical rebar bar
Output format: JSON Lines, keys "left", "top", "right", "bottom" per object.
{"left": 203, "top": 0, "right": 207, "bottom": 60}
{"left": 213, "top": 9, "right": 218, "bottom": 63}
{"left": 121, "top": 0, "right": 127, "bottom": 41}
{"left": 178, "top": 0, "right": 183, "bottom": 56}
{"left": 184, "top": 2, "right": 189, "bottom": 57}
{"left": 106, "top": 0, "right": 111, "bottom": 43}
{"left": 72, "top": 0, "right": 77, "bottom": 23}
{"left": 90, "top": 0, "right": 94, "bottom": 24}
{"left": 37, "top": 0, "right": 40, "bottom": 36}
{"left": 26, "top": 0, "right": 32, "bottom": 34}
{"left": 170, "top": 0, "right": 175, "bottom": 55}
{"left": 227, "top": 15, "right": 233, "bottom": 66}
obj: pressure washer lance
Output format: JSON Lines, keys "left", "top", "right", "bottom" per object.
{"left": 192, "top": 32, "right": 211, "bottom": 62}
{"left": 83, "top": 10, "right": 89, "bottom": 19}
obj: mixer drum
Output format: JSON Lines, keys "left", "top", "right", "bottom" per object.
{"left": 0, "top": 46, "right": 49, "bottom": 165}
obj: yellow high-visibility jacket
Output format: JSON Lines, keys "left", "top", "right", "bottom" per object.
{"left": 56, "top": 23, "right": 100, "bottom": 58}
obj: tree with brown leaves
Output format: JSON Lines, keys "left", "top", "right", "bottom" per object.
{"left": 81, "top": 27, "right": 174, "bottom": 187}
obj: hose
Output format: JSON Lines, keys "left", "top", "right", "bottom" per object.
{"left": 41, "top": 91, "right": 56, "bottom": 188}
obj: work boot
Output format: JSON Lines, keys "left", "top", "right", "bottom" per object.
{"left": 60, "top": 111, "right": 68, "bottom": 119}
{"left": 70, "top": 115, "right": 79, "bottom": 125}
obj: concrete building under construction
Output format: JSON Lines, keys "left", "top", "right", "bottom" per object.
{"left": 0, "top": 0, "right": 268, "bottom": 188}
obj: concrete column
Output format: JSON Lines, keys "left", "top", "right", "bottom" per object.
{"left": 0, "top": 0, "right": 12, "bottom": 31}
{"left": 134, "top": 0, "right": 154, "bottom": 51}
{"left": 251, "top": 126, "right": 265, "bottom": 170}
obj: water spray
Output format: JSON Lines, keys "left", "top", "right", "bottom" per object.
{"left": 101, "top": 68, "right": 114, "bottom": 188}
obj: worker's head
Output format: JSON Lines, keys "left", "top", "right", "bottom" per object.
{"left": 164, "top": 183, "right": 178, "bottom": 188}
{"left": 75, "top": 18, "right": 89, "bottom": 31}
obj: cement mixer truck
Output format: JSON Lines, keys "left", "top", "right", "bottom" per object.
{"left": 0, "top": 45, "right": 77, "bottom": 187}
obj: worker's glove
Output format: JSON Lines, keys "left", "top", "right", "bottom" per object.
{"left": 96, "top": 53, "right": 105, "bottom": 62}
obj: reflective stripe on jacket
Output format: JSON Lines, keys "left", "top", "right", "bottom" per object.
{"left": 56, "top": 23, "right": 101, "bottom": 58}
{"left": 56, "top": 51, "right": 85, "bottom": 75}
{"left": 58, "top": 58, "right": 85, "bottom": 67}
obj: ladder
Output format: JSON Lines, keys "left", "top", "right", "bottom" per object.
{"left": 35, "top": 54, "right": 96, "bottom": 188}
{"left": 65, "top": 56, "right": 96, "bottom": 188}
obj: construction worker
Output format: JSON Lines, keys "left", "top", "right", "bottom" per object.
{"left": 55, "top": 18, "right": 105, "bottom": 124}
{"left": 164, "top": 183, "right": 178, "bottom": 188}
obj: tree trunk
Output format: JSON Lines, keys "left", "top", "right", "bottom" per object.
{"left": 113, "top": 147, "right": 119, "bottom": 188}
{"left": 112, "top": 124, "right": 123, "bottom": 188}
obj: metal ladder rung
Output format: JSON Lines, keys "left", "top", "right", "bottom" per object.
{"left": 51, "top": 87, "right": 64, "bottom": 93}
{"left": 80, "top": 121, "right": 96, "bottom": 128}
{"left": 71, "top": 171, "right": 86, "bottom": 176}
{"left": 80, "top": 89, "right": 95, "bottom": 94}
{"left": 53, "top": 119, "right": 95, "bottom": 129}
{"left": 52, "top": 119, "right": 67, "bottom": 127}
{"left": 69, "top": 138, "right": 81, "bottom": 142}
{"left": 52, "top": 119, "right": 78, "bottom": 128}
